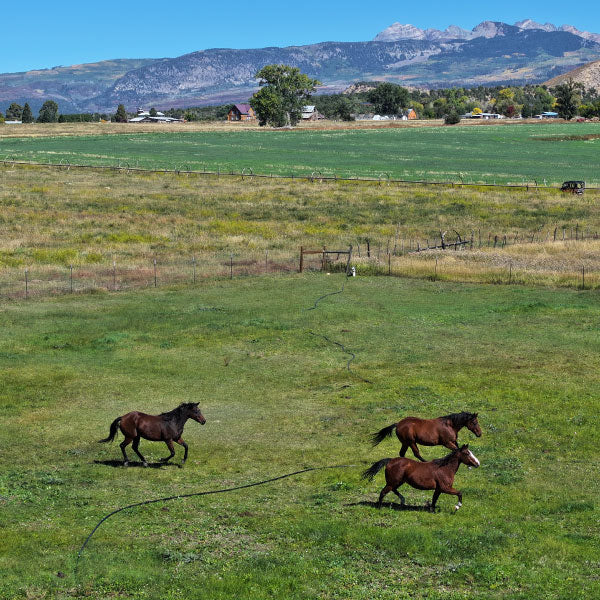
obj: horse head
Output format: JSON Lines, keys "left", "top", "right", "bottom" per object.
{"left": 466, "top": 413, "right": 482, "bottom": 437}
{"left": 186, "top": 403, "right": 206, "bottom": 425}
{"left": 458, "top": 444, "right": 480, "bottom": 468}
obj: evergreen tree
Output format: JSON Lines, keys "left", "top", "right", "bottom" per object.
{"left": 6, "top": 103, "right": 22, "bottom": 121}
{"left": 21, "top": 103, "right": 34, "bottom": 123}
{"left": 113, "top": 104, "right": 128, "bottom": 123}
{"left": 37, "top": 100, "right": 59, "bottom": 123}
{"left": 553, "top": 79, "right": 582, "bottom": 120}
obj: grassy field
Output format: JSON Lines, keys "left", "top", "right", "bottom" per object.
{"left": 0, "top": 275, "right": 598, "bottom": 599}
{"left": 2, "top": 163, "right": 600, "bottom": 298}
{"left": 2, "top": 122, "right": 600, "bottom": 185}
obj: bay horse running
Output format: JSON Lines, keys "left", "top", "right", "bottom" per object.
{"left": 99, "top": 403, "right": 206, "bottom": 466}
{"left": 370, "top": 412, "right": 481, "bottom": 462}
{"left": 362, "top": 444, "right": 480, "bottom": 511}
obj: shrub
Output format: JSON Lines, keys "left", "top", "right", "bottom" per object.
{"left": 444, "top": 111, "right": 461, "bottom": 125}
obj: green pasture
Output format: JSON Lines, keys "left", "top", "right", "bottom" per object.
{"left": 1, "top": 275, "right": 598, "bottom": 599}
{"left": 2, "top": 122, "right": 600, "bottom": 185}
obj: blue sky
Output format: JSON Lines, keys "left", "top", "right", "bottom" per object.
{"left": 3, "top": 1, "right": 599, "bottom": 73}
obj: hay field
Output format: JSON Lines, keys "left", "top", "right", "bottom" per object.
{"left": 2, "top": 122, "right": 600, "bottom": 185}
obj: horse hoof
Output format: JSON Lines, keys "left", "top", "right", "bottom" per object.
{"left": 143, "top": 462, "right": 148, "bottom": 468}
{"left": 454, "top": 502, "right": 462, "bottom": 511}
{"left": 123, "top": 462, "right": 129, "bottom": 467}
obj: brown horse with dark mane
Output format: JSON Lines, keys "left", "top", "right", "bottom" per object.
{"left": 99, "top": 403, "right": 206, "bottom": 466}
{"left": 362, "top": 444, "right": 480, "bottom": 511}
{"left": 370, "top": 412, "right": 481, "bottom": 462}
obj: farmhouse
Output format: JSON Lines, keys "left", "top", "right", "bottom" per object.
{"left": 128, "top": 109, "right": 183, "bottom": 123}
{"left": 227, "top": 104, "right": 256, "bottom": 121}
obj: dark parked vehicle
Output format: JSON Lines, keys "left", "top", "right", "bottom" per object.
{"left": 561, "top": 181, "right": 585, "bottom": 195}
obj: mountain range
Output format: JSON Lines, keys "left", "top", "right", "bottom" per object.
{"left": 1, "top": 20, "right": 600, "bottom": 113}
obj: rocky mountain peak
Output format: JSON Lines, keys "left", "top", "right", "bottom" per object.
{"left": 374, "top": 19, "right": 600, "bottom": 43}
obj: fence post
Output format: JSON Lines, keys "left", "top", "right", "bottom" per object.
{"left": 25, "top": 268, "right": 28, "bottom": 299}
{"left": 265, "top": 250, "right": 268, "bottom": 274}
{"left": 230, "top": 254, "right": 233, "bottom": 279}
{"left": 70, "top": 264, "right": 73, "bottom": 293}
{"left": 153, "top": 259, "right": 157, "bottom": 287}
{"left": 388, "top": 253, "right": 391, "bottom": 275}
{"left": 192, "top": 256, "right": 196, "bottom": 284}
{"left": 299, "top": 246, "right": 304, "bottom": 273}
{"left": 113, "top": 260, "right": 117, "bottom": 290}
{"left": 509, "top": 261, "right": 512, "bottom": 284}
{"left": 346, "top": 245, "right": 353, "bottom": 276}
{"left": 582, "top": 265, "right": 585, "bottom": 290}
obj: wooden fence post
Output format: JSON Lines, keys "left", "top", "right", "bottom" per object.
{"left": 299, "top": 246, "right": 304, "bottom": 273}
{"left": 345, "top": 246, "right": 353, "bottom": 276}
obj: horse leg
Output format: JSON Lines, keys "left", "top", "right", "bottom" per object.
{"left": 444, "top": 487, "right": 463, "bottom": 511}
{"left": 392, "top": 486, "right": 406, "bottom": 506}
{"left": 132, "top": 437, "right": 148, "bottom": 467}
{"left": 161, "top": 440, "right": 176, "bottom": 463}
{"left": 377, "top": 485, "right": 392, "bottom": 508}
{"left": 399, "top": 442, "right": 409, "bottom": 457}
{"left": 410, "top": 443, "right": 427, "bottom": 462}
{"left": 429, "top": 488, "right": 442, "bottom": 512}
{"left": 175, "top": 437, "right": 189, "bottom": 465}
{"left": 120, "top": 437, "right": 133, "bottom": 466}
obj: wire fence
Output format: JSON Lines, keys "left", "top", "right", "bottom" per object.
{"left": 3, "top": 236, "right": 600, "bottom": 301}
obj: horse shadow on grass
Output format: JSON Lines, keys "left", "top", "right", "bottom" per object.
{"left": 346, "top": 500, "right": 432, "bottom": 512}
{"left": 93, "top": 459, "right": 180, "bottom": 469}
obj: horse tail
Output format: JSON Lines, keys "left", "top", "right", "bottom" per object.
{"left": 370, "top": 423, "right": 397, "bottom": 447}
{"left": 361, "top": 458, "right": 392, "bottom": 481}
{"left": 98, "top": 417, "right": 122, "bottom": 443}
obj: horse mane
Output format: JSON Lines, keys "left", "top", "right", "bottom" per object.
{"left": 440, "top": 411, "right": 474, "bottom": 428}
{"left": 160, "top": 403, "right": 193, "bottom": 422}
{"left": 432, "top": 448, "right": 460, "bottom": 466}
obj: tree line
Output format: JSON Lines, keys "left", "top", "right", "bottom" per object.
{"left": 2, "top": 72, "right": 598, "bottom": 126}
{"left": 0, "top": 101, "right": 110, "bottom": 124}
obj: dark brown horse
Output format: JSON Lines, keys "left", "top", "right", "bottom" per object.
{"left": 370, "top": 412, "right": 481, "bottom": 462}
{"left": 99, "top": 403, "right": 206, "bottom": 466}
{"left": 362, "top": 444, "right": 480, "bottom": 511}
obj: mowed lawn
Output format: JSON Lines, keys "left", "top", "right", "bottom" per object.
{"left": 2, "top": 122, "right": 600, "bottom": 184}
{"left": 0, "top": 275, "right": 598, "bottom": 599}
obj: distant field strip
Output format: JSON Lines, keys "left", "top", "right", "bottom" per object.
{"left": 2, "top": 123, "right": 600, "bottom": 184}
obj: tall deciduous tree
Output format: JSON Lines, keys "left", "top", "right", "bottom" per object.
{"left": 250, "top": 65, "right": 320, "bottom": 127}
{"left": 21, "top": 103, "right": 34, "bottom": 123}
{"left": 367, "top": 83, "right": 410, "bottom": 115}
{"left": 6, "top": 103, "right": 22, "bottom": 121}
{"left": 114, "top": 104, "right": 128, "bottom": 123}
{"left": 554, "top": 79, "right": 582, "bottom": 120}
{"left": 37, "top": 100, "right": 59, "bottom": 123}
